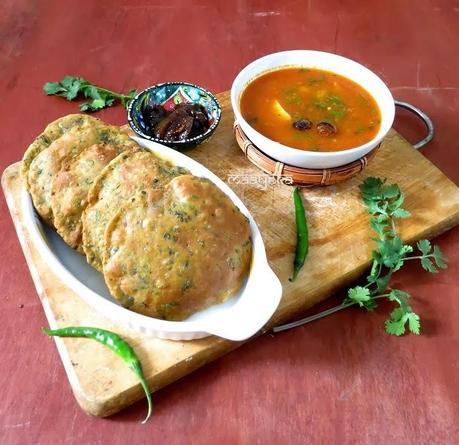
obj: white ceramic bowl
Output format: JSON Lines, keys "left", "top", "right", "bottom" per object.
{"left": 22, "top": 138, "right": 282, "bottom": 341}
{"left": 231, "top": 50, "right": 395, "bottom": 169}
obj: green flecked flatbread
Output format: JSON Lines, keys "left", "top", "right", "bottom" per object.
{"left": 103, "top": 175, "right": 252, "bottom": 320}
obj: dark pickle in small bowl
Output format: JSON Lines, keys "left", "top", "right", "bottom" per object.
{"left": 127, "top": 82, "right": 222, "bottom": 150}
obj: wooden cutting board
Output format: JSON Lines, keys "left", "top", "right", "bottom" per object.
{"left": 3, "top": 91, "right": 459, "bottom": 418}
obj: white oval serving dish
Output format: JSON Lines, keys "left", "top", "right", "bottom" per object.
{"left": 22, "top": 137, "right": 283, "bottom": 341}
{"left": 231, "top": 50, "right": 395, "bottom": 169}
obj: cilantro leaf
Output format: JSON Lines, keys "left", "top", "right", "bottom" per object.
{"left": 432, "top": 245, "right": 448, "bottom": 269}
{"left": 346, "top": 286, "right": 377, "bottom": 310}
{"left": 375, "top": 274, "right": 391, "bottom": 293}
{"left": 366, "top": 200, "right": 387, "bottom": 215}
{"left": 61, "top": 75, "right": 77, "bottom": 89}
{"left": 89, "top": 98, "right": 106, "bottom": 110}
{"left": 402, "top": 245, "right": 414, "bottom": 254}
{"left": 417, "top": 239, "right": 431, "bottom": 256}
{"left": 421, "top": 257, "right": 438, "bottom": 273}
{"left": 79, "top": 102, "right": 91, "bottom": 112}
{"left": 388, "top": 289, "right": 411, "bottom": 312}
{"left": 392, "top": 208, "right": 411, "bottom": 219}
{"left": 385, "top": 318, "right": 406, "bottom": 336}
{"left": 414, "top": 240, "right": 447, "bottom": 272}
{"left": 385, "top": 307, "right": 407, "bottom": 336}
{"left": 378, "top": 237, "right": 404, "bottom": 269}
{"left": 387, "top": 191, "right": 405, "bottom": 214}
{"left": 370, "top": 218, "right": 387, "bottom": 238}
{"left": 43, "top": 82, "right": 66, "bottom": 95}
{"left": 360, "top": 177, "right": 384, "bottom": 202}
{"left": 382, "top": 184, "right": 400, "bottom": 200}
{"left": 82, "top": 84, "right": 100, "bottom": 100}
{"left": 66, "top": 78, "right": 83, "bottom": 100}
{"left": 406, "top": 313, "right": 421, "bottom": 335}
{"left": 347, "top": 286, "right": 370, "bottom": 304}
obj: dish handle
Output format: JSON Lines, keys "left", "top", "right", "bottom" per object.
{"left": 203, "top": 267, "right": 283, "bottom": 342}
{"left": 394, "top": 100, "right": 434, "bottom": 150}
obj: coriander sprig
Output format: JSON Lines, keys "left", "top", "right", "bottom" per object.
{"left": 274, "top": 177, "right": 448, "bottom": 336}
{"left": 43, "top": 76, "right": 137, "bottom": 112}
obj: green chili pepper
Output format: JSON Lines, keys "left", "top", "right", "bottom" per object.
{"left": 289, "top": 187, "right": 309, "bottom": 281}
{"left": 43, "top": 326, "right": 152, "bottom": 423}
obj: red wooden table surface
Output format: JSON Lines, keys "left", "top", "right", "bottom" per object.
{"left": 1, "top": 1, "right": 458, "bottom": 444}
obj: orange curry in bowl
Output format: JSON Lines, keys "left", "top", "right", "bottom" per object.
{"left": 240, "top": 67, "right": 381, "bottom": 152}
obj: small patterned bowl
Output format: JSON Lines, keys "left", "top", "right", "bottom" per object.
{"left": 127, "top": 82, "right": 222, "bottom": 149}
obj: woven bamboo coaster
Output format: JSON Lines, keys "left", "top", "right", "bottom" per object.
{"left": 234, "top": 123, "right": 379, "bottom": 186}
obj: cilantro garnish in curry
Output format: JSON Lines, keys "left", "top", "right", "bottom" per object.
{"left": 240, "top": 67, "right": 381, "bottom": 152}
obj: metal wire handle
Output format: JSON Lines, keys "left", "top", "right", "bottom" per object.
{"left": 394, "top": 100, "right": 434, "bottom": 150}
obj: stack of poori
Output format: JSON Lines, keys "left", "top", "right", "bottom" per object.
{"left": 22, "top": 114, "right": 252, "bottom": 320}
